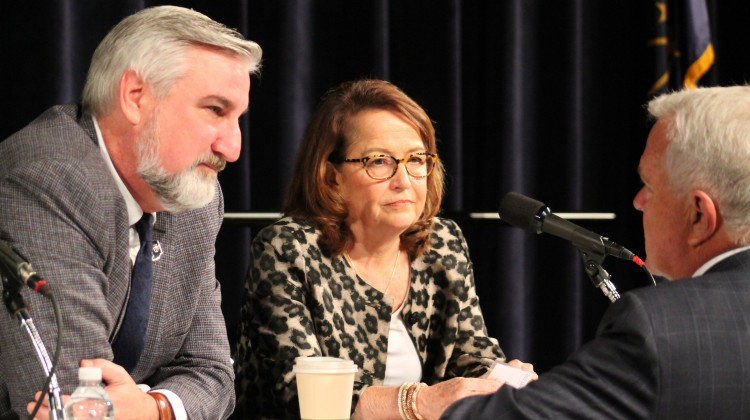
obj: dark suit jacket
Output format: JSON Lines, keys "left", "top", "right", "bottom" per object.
{"left": 443, "top": 249, "right": 750, "bottom": 419}
{"left": 0, "top": 105, "right": 234, "bottom": 419}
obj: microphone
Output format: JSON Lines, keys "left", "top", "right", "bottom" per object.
{"left": 0, "top": 239, "right": 51, "bottom": 295}
{"left": 498, "top": 192, "right": 644, "bottom": 265}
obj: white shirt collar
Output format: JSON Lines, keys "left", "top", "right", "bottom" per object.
{"left": 692, "top": 245, "right": 750, "bottom": 277}
{"left": 92, "top": 116, "right": 153, "bottom": 226}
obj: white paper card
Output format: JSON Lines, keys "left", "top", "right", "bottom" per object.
{"left": 486, "top": 360, "right": 534, "bottom": 388}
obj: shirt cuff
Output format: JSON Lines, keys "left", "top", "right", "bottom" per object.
{"left": 137, "top": 384, "right": 187, "bottom": 420}
{"left": 152, "top": 389, "right": 187, "bottom": 420}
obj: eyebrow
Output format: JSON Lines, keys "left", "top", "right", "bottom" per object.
{"left": 637, "top": 163, "right": 651, "bottom": 184}
{"left": 360, "top": 146, "right": 427, "bottom": 156}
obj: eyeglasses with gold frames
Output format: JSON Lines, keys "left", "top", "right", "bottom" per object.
{"left": 342, "top": 152, "right": 438, "bottom": 180}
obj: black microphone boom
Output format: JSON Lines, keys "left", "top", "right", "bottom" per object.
{"left": 0, "top": 239, "right": 51, "bottom": 295}
{"left": 497, "top": 192, "right": 659, "bottom": 302}
{"left": 0, "top": 239, "right": 63, "bottom": 419}
{"left": 498, "top": 192, "right": 638, "bottom": 263}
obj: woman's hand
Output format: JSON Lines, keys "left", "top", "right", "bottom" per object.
{"left": 506, "top": 358, "right": 539, "bottom": 381}
{"left": 416, "top": 377, "right": 502, "bottom": 419}
{"left": 352, "top": 359, "right": 537, "bottom": 420}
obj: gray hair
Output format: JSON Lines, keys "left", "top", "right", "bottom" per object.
{"left": 82, "top": 6, "right": 262, "bottom": 116}
{"left": 648, "top": 86, "right": 750, "bottom": 245}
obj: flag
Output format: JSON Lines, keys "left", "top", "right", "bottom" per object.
{"left": 648, "top": 0, "right": 714, "bottom": 94}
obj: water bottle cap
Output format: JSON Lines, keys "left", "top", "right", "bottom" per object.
{"left": 78, "top": 367, "right": 102, "bottom": 382}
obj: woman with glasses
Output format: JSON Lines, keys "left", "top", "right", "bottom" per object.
{"left": 234, "top": 79, "right": 532, "bottom": 419}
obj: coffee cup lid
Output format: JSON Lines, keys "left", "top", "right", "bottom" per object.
{"left": 293, "top": 356, "right": 358, "bottom": 374}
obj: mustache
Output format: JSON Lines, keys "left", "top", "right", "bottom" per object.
{"left": 193, "top": 153, "right": 227, "bottom": 173}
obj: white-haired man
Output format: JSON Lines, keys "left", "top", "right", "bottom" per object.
{"left": 437, "top": 86, "right": 750, "bottom": 419}
{"left": 0, "top": 6, "right": 261, "bottom": 419}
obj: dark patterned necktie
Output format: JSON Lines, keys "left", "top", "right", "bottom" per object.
{"left": 112, "top": 213, "right": 154, "bottom": 373}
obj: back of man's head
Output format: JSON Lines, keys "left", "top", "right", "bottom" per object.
{"left": 648, "top": 86, "right": 750, "bottom": 245}
{"left": 81, "top": 5, "right": 262, "bottom": 117}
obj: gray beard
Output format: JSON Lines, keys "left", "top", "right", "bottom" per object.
{"left": 135, "top": 112, "right": 226, "bottom": 213}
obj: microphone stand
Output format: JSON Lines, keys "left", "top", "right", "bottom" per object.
{"left": 575, "top": 247, "right": 620, "bottom": 302}
{"left": 1, "top": 274, "right": 64, "bottom": 420}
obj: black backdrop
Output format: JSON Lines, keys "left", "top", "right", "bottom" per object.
{"left": 3, "top": 0, "right": 749, "bottom": 376}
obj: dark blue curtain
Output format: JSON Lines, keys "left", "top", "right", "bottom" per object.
{"left": 2, "top": 0, "right": 746, "bottom": 377}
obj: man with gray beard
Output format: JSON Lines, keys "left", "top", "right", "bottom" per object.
{"left": 0, "top": 6, "right": 261, "bottom": 420}
{"left": 133, "top": 106, "right": 229, "bottom": 213}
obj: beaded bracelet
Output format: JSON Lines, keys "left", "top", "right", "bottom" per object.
{"left": 398, "top": 382, "right": 428, "bottom": 420}
{"left": 405, "top": 383, "right": 418, "bottom": 420}
{"left": 398, "top": 382, "right": 413, "bottom": 420}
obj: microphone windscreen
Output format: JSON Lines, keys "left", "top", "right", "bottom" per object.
{"left": 498, "top": 192, "right": 546, "bottom": 233}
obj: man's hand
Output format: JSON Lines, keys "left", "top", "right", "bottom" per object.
{"left": 27, "top": 391, "right": 68, "bottom": 419}
{"left": 28, "top": 359, "right": 159, "bottom": 420}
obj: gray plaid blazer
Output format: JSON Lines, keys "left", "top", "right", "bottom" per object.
{"left": 0, "top": 104, "right": 234, "bottom": 419}
{"left": 443, "top": 249, "right": 750, "bottom": 419}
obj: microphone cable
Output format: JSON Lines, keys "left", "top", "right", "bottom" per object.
{"left": 27, "top": 290, "right": 64, "bottom": 419}
{"left": 630, "top": 254, "right": 657, "bottom": 287}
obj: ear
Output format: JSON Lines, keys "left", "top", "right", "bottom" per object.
{"left": 324, "top": 161, "right": 342, "bottom": 187}
{"left": 119, "top": 69, "right": 148, "bottom": 125}
{"left": 687, "top": 190, "right": 719, "bottom": 247}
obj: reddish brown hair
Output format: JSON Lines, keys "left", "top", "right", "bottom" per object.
{"left": 283, "top": 79, "right": 445, "bottom": 257}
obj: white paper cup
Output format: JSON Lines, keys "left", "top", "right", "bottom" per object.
{"left": 293, "top": 356, "right": 358, "bottom": 420}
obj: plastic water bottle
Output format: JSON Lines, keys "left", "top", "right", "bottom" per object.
{"left": 63, "top": 367, "right": 114, "bottom": 420}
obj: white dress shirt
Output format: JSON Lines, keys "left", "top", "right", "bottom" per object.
{"left": 93, "top": 118, "right": 186, "bottom": 420}
{"left": 692, "top": 245, "right": 750, "bottom": 277}
{"left": 383, "top": 291, "right": 423, "bottom": 386}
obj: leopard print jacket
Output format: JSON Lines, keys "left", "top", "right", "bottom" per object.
{"left": 234, "top": 216, "right": 504, "bottom": 419}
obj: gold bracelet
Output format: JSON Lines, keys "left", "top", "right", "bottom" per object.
{"left": 398, "top": 382, "right": 412, "bottom": 420}
{"left": 407, "top": 383, "right": 419, "bottom": 420}
{"left": 405, "top": 383, "right": 418, "bottom": 420}
{"left": 149, "top": 392, "right": 174, "bottom": 420}
{"left": 411, "top": 383, "right": 427, "bottom": 420}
